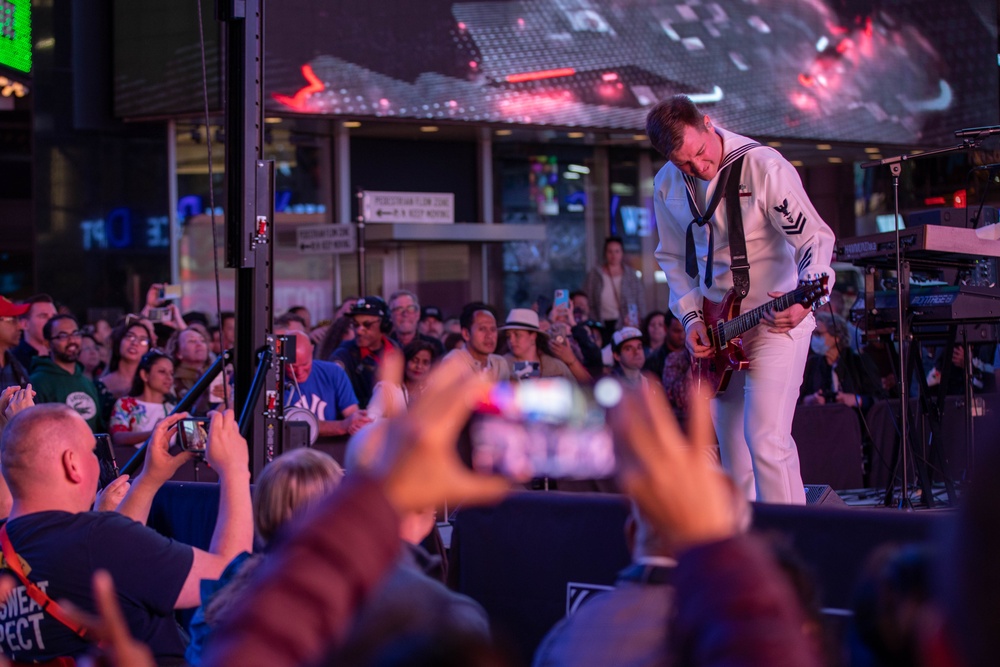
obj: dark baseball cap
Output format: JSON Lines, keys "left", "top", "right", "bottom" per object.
{"left": 349, "top": 296, "right": 389, "bottom": 320}
{"left": 421, "top": 306, "right": 443, "bottom": 322}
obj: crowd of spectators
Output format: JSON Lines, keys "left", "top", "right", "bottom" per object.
{"left": 2, "top": 252, "right": 995, "bottom": 483}
{"left": 0, "top": 254, "right": 997, "bottom": 666}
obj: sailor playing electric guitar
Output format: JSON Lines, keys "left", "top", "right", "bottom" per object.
{"left": 647, "top": 95, "right": 836, "bottom": 505}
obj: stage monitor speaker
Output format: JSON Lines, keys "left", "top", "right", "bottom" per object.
{"left": 804, "top": 484, "right": 847, "bottom": 507}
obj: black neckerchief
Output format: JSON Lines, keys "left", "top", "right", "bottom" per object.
{"left": 682, "top": 140, "right": 762, "bottom": 288}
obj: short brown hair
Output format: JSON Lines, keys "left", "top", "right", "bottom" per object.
{"left": 1, "top": 404, "right": 81, "bottom": 497}
{"left": 252, "top": 448, "right": 343, "bottom": 544}
{"left": 645, "top": 95, "right": 707, "bottom": 158}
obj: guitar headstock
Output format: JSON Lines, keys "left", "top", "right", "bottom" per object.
{"left": 794, "top": 274, "right": 829, "bottom": 309}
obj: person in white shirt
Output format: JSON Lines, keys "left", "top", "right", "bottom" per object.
{"left": 443, "top": 303, "right": 510, "bottom": 382}
{"left": 646, "top": 95, "right": 836, "bottom": 504}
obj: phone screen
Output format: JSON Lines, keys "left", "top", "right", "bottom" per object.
{"left": 94, "top": 434, "right": 119, "bottom": 489}
{"left": 554, "top": 289, "right": 569, "bottom": 309}
{"left": 178, "top": 418, "right": 209, "bottom": 453}
{"left": 469, "top": 378, "right": 617, "bottom": 480}
{"left": 159, "top": 284, "right": 182, "bottom": 301}
{"left": 147, "top": 306, "right": 171, "bottom": 323}
{"left": 511, "top": 361, "right": 541, "bottom": 381}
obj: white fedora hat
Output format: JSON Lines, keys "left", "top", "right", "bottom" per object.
{"left": 498, "top": 308, "right": 546, "bottom": 335}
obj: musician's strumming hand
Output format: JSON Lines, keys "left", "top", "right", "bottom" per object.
{"left": 762, "top": 291, "right": 811, "bottom": 334}
{"left": 686, "top": 322, "right": 713, "bottom": 359}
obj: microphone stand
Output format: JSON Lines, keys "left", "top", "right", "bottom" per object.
{"left": 861, "top": 137, "right": 983, "bottom": 509}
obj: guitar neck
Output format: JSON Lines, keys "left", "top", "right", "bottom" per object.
{"left": 722, "top": 291, "right": 802, "bottom": 340}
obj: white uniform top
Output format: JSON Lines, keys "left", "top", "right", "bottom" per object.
{"left": 653, "top": 126, "right": 836, "bottom": 331}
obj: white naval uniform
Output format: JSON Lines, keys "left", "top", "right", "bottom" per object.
{"left": 653, "top": 126, "right": 836, "bottom": 504}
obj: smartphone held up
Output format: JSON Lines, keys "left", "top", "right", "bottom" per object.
{"left": 93, "top": 433, "right": 120, "bottom": 490}
{"left": 178, "top": 417, "right": 210, "bottom": 456}
{"left": 469, "top": 377, "right": 622, "bottom": 481}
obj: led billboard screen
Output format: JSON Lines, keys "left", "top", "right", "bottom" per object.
{"left": 116, "top": 0, "right": 998, "bottom": 145}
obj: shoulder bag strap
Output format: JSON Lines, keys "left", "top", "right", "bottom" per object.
{"left": 0, "top": 524, "right": 91, "bottom": 640}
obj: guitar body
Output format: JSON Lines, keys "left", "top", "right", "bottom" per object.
{"left": 690, "top": 275, "right": 828, "bottom": 398}
{"left": 694, "top": 289, "right": 750, "bottom": 396}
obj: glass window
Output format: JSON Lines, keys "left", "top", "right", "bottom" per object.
{"left": 175, "top": 119, "right": 338, "bottom": 323}
{"left": 494, "top": 145, "right": 591, "bottom": 313}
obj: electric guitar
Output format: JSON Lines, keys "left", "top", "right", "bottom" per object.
{"left": 693, "top": 275, "right": 829, "bottom": 396}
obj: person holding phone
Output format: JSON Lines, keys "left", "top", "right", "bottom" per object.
{"left": 140, "top": 283, "right": 186, "bottom": 345}
{"left": 109, "top": 349, "right": 177, "bottom": 447}
{"left": 500, "top": 309, "right": 575, "bottom": 382}
{"left": 0, "top": 407, "right": 253, "bottom": 665}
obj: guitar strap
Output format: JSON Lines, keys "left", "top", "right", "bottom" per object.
{"left": 725, "top": 154, "right": 750, "bottom": 299}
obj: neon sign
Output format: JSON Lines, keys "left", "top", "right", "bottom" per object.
{"left": 0, "top": 0, "right": 31, "bottom": 74}
{"left": 81, "top": 209, "right": 170, "bottom": 251}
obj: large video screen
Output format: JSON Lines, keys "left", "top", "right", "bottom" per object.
{"left": 264, "top": 0, "right": 997, "bottom": 145}
{"left": 113, "top": 1, "right": 220, "bottom": 118}
{"left": 116, "top": 0, "right": 998, "bottom": 146}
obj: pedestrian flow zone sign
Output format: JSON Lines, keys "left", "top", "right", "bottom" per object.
{"left": 296, "top": 224, "right": 357, "bottom": 254}
{"left": 361, "top": 191, "right": 455, "bottom": 223}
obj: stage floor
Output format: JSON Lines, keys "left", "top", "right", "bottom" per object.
{"left": 836, "top": 484, "right": 960, "bottom": 510}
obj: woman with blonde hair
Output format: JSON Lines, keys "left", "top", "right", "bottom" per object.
{"left": 185, "top": 448, "right": 344, "bottom": 665}
{"left": 251, "top": 448, "right": 344, "bottom": 544}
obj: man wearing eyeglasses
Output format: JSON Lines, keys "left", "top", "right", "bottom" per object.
{"left": 28, "top": 314, "right": 105, "bottom": 431}
{"left": 0, "top": 297, "right": 31, "bottom": 393}
{"left": 331, "top": 296, "right": 396, "bottom": 409}
{"left": 388, "top": 291, "right": 444, "bottom": 358}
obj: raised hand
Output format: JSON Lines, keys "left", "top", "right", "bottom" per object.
{"left": 373, "top": 356, "right": 510, "bottom": 515}
{"left": 205, "top": 409, "right": 250, "bottom": 478}
{"left": 609, "top": 381, "right": 739, "bottom": 552}
{"left": 142, "top": 413, "right": 194, "bottom": 486}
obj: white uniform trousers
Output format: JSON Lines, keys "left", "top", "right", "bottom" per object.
{"left": 711, "top": 315, "right": 814, "bottom": 504}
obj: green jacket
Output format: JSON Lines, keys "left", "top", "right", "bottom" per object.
{"left": 29, "top": 357, "right": 105, "bottom": 431}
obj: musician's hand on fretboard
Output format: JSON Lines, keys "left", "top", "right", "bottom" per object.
{"left": 762, "top": 291, "right": 811, "bottom": 333}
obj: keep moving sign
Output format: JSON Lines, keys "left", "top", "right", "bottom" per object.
{"left": 361, "top": 191, "right": 455, "bottom": 224}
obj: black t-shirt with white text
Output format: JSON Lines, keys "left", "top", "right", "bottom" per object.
{"left": 0, "top": 510, "right": 193, "bottom": 663}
